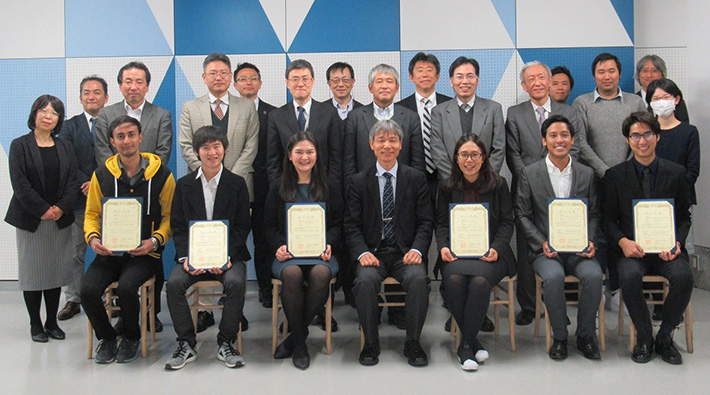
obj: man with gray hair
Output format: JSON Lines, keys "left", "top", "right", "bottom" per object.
{"left": 505, "top": 60, "right": 583, "bottom": 325}
{"left": 635, "top": 54, "right": 689, "bottom": 122}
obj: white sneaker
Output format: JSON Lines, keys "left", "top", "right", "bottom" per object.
{"left": 459, "top": 357, "right": 479, "bottom": 371}
{"left": 475, "top": 349, "right": 489, "bottom": 363}
{"left": 217, "top": 341, "right": 245, "bottom": 368}
{"left": 165, "top": 341, "right": 197, "bottom": 370}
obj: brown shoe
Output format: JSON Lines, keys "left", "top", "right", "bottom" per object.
{"left": 57, "top": 301, "right": 81, "bottom": 321}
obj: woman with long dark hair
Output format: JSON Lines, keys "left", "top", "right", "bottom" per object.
{"left": 436, "top": 134, "right": 516, "bottom": 371}
{"left": 264, "top": 131, "right": 342, "bottom": 370}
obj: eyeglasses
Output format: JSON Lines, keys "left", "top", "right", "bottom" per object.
{"left": 328, "top": 77, "right": 352, "bottom": 85}
{"left": 651, "top": 93, "right": 674, "bottom": 101}
{"left": 457, "top": 152, "right": 482, "bottom": 160}
{"left": 236, "top": 76, "right": 260, "bottom": 83}
{"left": 288, "top": 77, "right": 312, "bottom": 84}
{"left": 453, "top": 73, "right": 477, "bottom": 82}
{"left": 628, "top": 131, "right": 656, "bottom": 142}
{"left": 206, "top": 71, "right": 231, "bottom": 79}
{"left": 39, "top": 109, "right": 59, "bottom": 118}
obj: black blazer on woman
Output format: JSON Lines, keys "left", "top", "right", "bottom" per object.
{"left": 264, "top": 179, "right": 343, "bottom": 255}
{"left": 5, "top": 132, "right": 78, "bottom": 232}
{"left": 435, "top": 177, "right": 517, "bottom": 277}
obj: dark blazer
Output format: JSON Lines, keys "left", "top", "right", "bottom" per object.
{"left": 5, "top": 132, "right": 78, "bottom": 231}
{"left": 602, "top": 158, "right": 691, "bottom": 254}
{"left": 266, "top": 100, "right": 343, "bottom": 190}
{"left": 253, "top": 99, "right": 277, "bottom": 204}
{"left": 515, "top": 159, "right": 599, "bottom": 259}
{"left": 343, "top": 103, "right": 424, "bottom": 181}
{"left": 397, "top": 92, "right": 453, "bottom": 114}
{"left": 56, "top": 113, "right": 96, "bottom": 210}
{"left": 436, "top": 178, "right": 517, "bottom": 276}
{"left": 344, "top": 163, "right": 433, "bottom": 259}
{"left": 263, "top": 180, "right": 343, "bottom": 255}
{"left": 637, "top": 90, "right": 690, "bottom": 123}
{"left": 170, "top": 168, "right": 252, "bottom": 262}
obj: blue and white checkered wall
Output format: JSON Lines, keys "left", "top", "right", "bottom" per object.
{"left": 0, "top": 0, "right": 637, "bottom": 279}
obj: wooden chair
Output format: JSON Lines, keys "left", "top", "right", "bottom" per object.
{"left": 450, "top": 275, "right": 517, "bottom": 351}
{"left": 534, "top": 274, "right": 606, "bottom": 352}
{"left": 185, "top": 280, "right": 242, "bottom": 353}
{"left": 87, "top": 276, "right": 156, "bottom": 359}
{"left": 271, "top": 277, "right": 337, "bottom": 355}
{"left": 359, "top": 277, "right": 407, "bottom": 350}
{"left": 618, "top": 275, "right": 693, "bottom": 353}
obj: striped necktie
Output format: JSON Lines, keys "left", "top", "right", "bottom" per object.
{"left": 421, "top": 98, "right": 435, "bottom": 174}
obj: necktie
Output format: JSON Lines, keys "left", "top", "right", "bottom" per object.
{"left": 382, "top": 172, "right": 395, "bottom": 247}
{"left": 214, "top": 98, "right": 225, "bottom": 120}
{"left": 298, "top": 106, "right": 306, "bottom": 131}
{"left": 536, "top": 107, "right": 546, "bottom": 131}
{"left": 461, "top": 103, "right": 470, "bottom": 112}
{"left": 90, "top": 117, "right": 97, "bottom": 137}
{"left": 642, "top": 167, "right": 652, "bottom": 198}
{"left": 421, "top": 98, "right": 435, "bottom": 174}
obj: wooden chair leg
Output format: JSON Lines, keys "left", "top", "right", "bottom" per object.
{"left": 507, "top": 279, "right": 516, "bottom": 352}
{"left": 237, "top": 322, "right": 243, "bottom": 354}
{"left": 325, "top": 282, "right": 333, "bottom": 355}
{"left": 685, "top": 302, "right": 694, "bottom": 353}
{"left": 148, "top": 282, "right": 156, "bottom": 342}
{"left": 618, "top": 294, "right": 625, "bottom": 337}
{"left": 493, "top": 287, "right": 500, "bottom": 337}
{"left": 140, "top": 284, "right": 148, "bottom": 358}
{"left": 544, "top": 304, "right": 551, "bottom": 353}
{"left": 359, "top": 327, "right": 365, "bottom": 351}
{"left": 271, "top": 282, "right": 279, "bottom": 354}
{"left": 534, "top": 276, "right": 542, "bottom": 337}
{"left": 630, "top": 322, "right": 636, "bottom": 352}
{"left": 87, "top": 319, "right": 94, "bottom": 359}
{"left": 599, "top": 296, "right": 606, "bottom": 352}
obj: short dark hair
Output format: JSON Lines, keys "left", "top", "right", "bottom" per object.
{"left": 622, "top": 111, "right": 660, "bottom": 138}
{"left": 541, "top": 114, "right": 575, "bottom": 138}
{"left": 117, "top": 61, "right": 151, "bottom": 85}
{"left": 448, "top": 56, "right": 480, "bottom": 78}
{"left": 234, "top": 62, "right": 261, "bottom": 82}
{"left": 550, "top": 66, "right": 574, "bottom": 90}
{"left": 203, "top": 53, "right": 231, "bottom": 71}
{"left": 285, "top": 59, "right": 314, "bottom": 79}
{"left": 27, "top": 95, "right": 65, "bottom": 135}
{"left": 192, "top": 125, "right": 229, "bottom": 153}
{"left": 108, "top": 115, "right": 142, "bottom": 139}
{"left": 326, "top": 62, "right": 355, "bottom": 81}
{"left": 592, "top": 53, "right": 621, "bottom": 75}
{"left": 408, "top": 52, "right": 441, "bottom": 76}
{"left": 79, "top": 75, "right": 108, "bottom": 95}
{"left": 645, "top": 78, "right": 683, "bottom": 107}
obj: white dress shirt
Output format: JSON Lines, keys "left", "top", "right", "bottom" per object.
{"left": 124, "top": 100, "right": 146, "bottom": 122}
{"left": 545, "top": 155, "right": 573, "bottom": 198}
{"left": 293, "top": 99, "right": 312, "bottom": 130}
{"left": 196, "top": 164, "right": 224, "bottom": 220}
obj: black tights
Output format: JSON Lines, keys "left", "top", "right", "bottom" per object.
{"left": 280, "top": 265, "right": 332, "bottom": 346}
{"left": 23, "top": 288, "right": 61, "bottom": 334}
{"left": 444, "top": 274, "right": 492, "bottom": 346}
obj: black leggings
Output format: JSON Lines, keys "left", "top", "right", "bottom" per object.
{"left": 444, "top": 274, "right": 492, "bottom": 346}
{"left": 280, "top": 265, "right": 332, "bottom": 345}
{"left": 23, "top": 288, "right": 61, "bottom": 332}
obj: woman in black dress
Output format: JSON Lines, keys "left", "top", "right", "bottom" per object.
{"left": 264, "top": 131, "right": 342, "bottom": 370}
{"left": 436, "top": 134, "right": 516, "bottom": 371}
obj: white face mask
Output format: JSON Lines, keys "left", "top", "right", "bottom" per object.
{"left": 650, "top": 98, "right": 676, "bottom": 118}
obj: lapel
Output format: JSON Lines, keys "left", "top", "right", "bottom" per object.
{"left": 308, "top": 100, "right": 321, "bottom": 134}
{"left": 362, "top": 104, "right": 375, "bottom": 133}
{"left": 623, "top": 160, "right": 644, "bottom": 198}
{"left": 198, "top": 95, "right": 212, "bottom": 128}
{"left": 393, "top": 165, "right": 406, "bottom": 223}
{"left": 523, "top": 101, "right": 544, "bottom": 156}
{"left": 212, "top": 172, "right": 233, "bottom": 219}
{"left": 284, "top": 102, "right": 301, "bottom": 134}
{"left": 569, "top": 161, "right": 582, "bottom": 198}
{"left": 535, "top": 160, "right": 556, "bottom": 198}
{"left": 141, "top": 101, "right": 155, "bottom": 129}
{"left": 186, "top": 173, "right": 208, "bottom": 220}
{"left": 652, "top": 159, "right": 670, "bottom": 198}
{"left": 392, "top": 104, "right": 405, "bottom": 126}
{"left": 471, "top": 96, "right": 486, "bottom": 135}
{"left": 26, "top": 134, "right": 47, "bottom": 191}
{"left": 366, "top": 167, "right": 382, "bottom": 226}
{"left": 78, "top": 115, "right": 95, "bottom": 147}
{"left": 445, "top": 100, "right": 463, "bottom": 137}
{"left": 226, "top": 93, "right": 238, "bottom": 135}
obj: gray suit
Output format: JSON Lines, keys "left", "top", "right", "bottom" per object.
{"left": 514, "top": 158, "right": 602, "bottom": 341}
{"left": 95, "top": 100, "right": 173, "bottom": 165}
{"left": 430, "top": 96, "right": 505, "bottom": 178}
{"left": 178, "top": 93, "right": 259, "bottom": 200}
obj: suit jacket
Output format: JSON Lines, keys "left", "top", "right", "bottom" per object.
{"left": 515, "top": 159, "right": 599, "bottom": 259}
{"left": 430, "top": 96, "right": 506, "bottom": 178}
{"left": 637, "top": 90, "right": 690, "bottom": 123}
{"left": 343, "top": 103, "right": 425, "bottom": 181}
{"left": 344, "top": 163, "right": 433, "bottom": 259}
{"left": 94, "top": 100, "right": 173, "bottom": 165}
{"left": 5, "top": 132, "right": 78, "bottom": 231}
{"left": 170, "top": 168, "right": 252, "bottom": 262}
{"left": 436, "top": 178, "right": 517, "bottom": 276}
{"left": 178, "top": 93, "right": 259, "bottom": 200}
{"left": 253, "top": 99, "right": 277, "bottom": 205}
{"left": 56, "top": 113, "right": 96, "bottom": 210}
{"left": 397, "top": 92, "right": 453, "bottom": 114}
{"left": 602, "top": 158, "right": 691, "bottom": 255}
{"left": 267, "top": 100, "right": 343, "bottom": 190}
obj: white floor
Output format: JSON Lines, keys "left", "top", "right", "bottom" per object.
{"left": 1, "top": 281, "right": 708, "bottom": 395}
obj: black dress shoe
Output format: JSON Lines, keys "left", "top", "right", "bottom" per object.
{"left": 480, "top": 316, "right": 495, "bottom": 332}
{"left": 279, "top": 321, "right": 292, "bottom": 334}
{"left": 292, "top": 342, "right": 310, "bottom": 370}
{"left": 196, "top": 311, "right": 215, "bottom": 333}
{"left": 516, "top": 310, "right": 535, "bottom": 326}
{"left": 359, "top": 342, "right": 380, "bottom": 366}
{"left": 404, "top": 340, "right": 428, "bottom": 367}
{"left": 655, "top": 335, "right": 682, "bottom": 365}
{"left": 388, "top": 310, "right": 406, "bottom": 330}
{"left": 31, "top": 326, "right": 48, "bottom": 343}
{"left": 444, "top": 316, "right": 452, "bottom": 332}
{"left": 632, "top": 342, "right": 653, "bottom": 363}
{"left": 259, "top": 287, "right": 273, "bottom": 308}
{"left": 57, "top": 301, "right": 81, "bottom": 321}
{"left": 576, "top": 336, "right": 601, "bottom": 360}
{"left": 549, "top": 339, "right": 568, "bottom": 360}
{"left": 311, "top": 312, "right": 339, "bottom": 332}
{"left": 240, "top": 316, "right": 249, "bottom": 332}
{"left": 153, "top": 316, "right": 163, "bottom": 333}
{"left": 44, "top": 323, "right": 66, "bottom": 340}
{"left": 274, "top": 335, "right": 294, "bottom": 359}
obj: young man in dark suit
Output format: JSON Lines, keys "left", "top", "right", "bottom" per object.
{"left": 603, "top": 111, "right": 693, "bottom": 365}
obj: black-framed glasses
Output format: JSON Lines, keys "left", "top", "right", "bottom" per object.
{"left": 629, "top": 131, "right": 656, "bottom": 142}
{"left": 457, "top": 152, "right": 482, "bottom": 160}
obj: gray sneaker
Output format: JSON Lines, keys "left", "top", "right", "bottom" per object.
{"left": 95, "top": 338, "right": 118, "bottom": 364}
{"left": 116, "top": 337, "right": 141, "bottom": 363}
{"left": 217, "top": 341, "right": 245, "bottom": 368}
{"left": 165, "top": 341, "right": 197, "bottom": 370}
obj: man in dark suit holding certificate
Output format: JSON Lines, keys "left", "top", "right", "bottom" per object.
{"left": 164, "top": 126, "right": 251, "bottom": 370}
{"left": 345, "top": 119, "right": 433, "bottom": 367}
{"left": 602, "top": 111, "right": 693, "bottom": 365}
{"left": 515, "top": 114, "right": 603, "bottom": 361}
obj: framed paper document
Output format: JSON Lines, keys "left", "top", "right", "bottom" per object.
{"left": 101, "top": 197, "right": 142, "bottom": 253}
{"left": 548, "top": 198, "right": 589, "bottom": 253}
{"left": 188, "top": 220, "right": 229, "bottom": 271}
{"left": 449, "top": 203, "right": 489, "bottom": 258}
{"left": 634, "top": 199, "right": 676, "bottom": 254}
{"left": 286, "top": 203, "right": 326, "bottom": 258}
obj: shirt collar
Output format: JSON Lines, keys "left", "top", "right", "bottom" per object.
{"left": 375, "top": 161, "right": 398, "bottom": 178}
{"left": 332, "top": 96, "right": 354, "bottom": 111}
{"left": 117, "top": 155, "right": 149, "bottom": 172}
{"left": 293, "top": 98, "right": 312, "bottom": 114}
{"left": 208, "top": 91, "right": 229, "bottom": 104}
{"left": 253, "top": 97, "right": 260, "bottom": 110}
{"left": 632, "top": 156, "right": 658, "bottom": 174}
{"left": 415, "top": 91, "right": 437, "bottom": 105}
{"left": 83, "top": 111, "right": 95, "bottom": 125}
{"left": 456, "top": 96, "right": 476, "bottom": 109}
{"left": 196, "top": 164, "right": 224, "bottom": 184}
{"left": 593, "top": 87, "right": 624, "bottom": 103}
{"left": 531, "top": 96, "right": 552, "bottom": 113}
{"left": 123, "top": 99, "right": 146, "bottom": 113}
{"left": 545, "top": 154, "right": 573, "bottom": 174}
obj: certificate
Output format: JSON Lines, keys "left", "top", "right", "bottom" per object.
{"left": 188, "top": 220, "right": 229, "bottom": 271}
{"left": 101, "top": 197, "right": 142, "bottom": 252}
{"left": 449, "top": 203, "right": 489, "bottom": 258}
{"left": 634, "top": 199, "right": 676, "bottom": 253}
{"left": 548, "top": 198, "right": 589, "bottom": 253}
{"left": 287, "top": 203, "right": 326, "bottom": 258}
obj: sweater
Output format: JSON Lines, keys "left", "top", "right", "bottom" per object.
{"left": 656, "top": 122, "right": 700, "bottom": 204}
